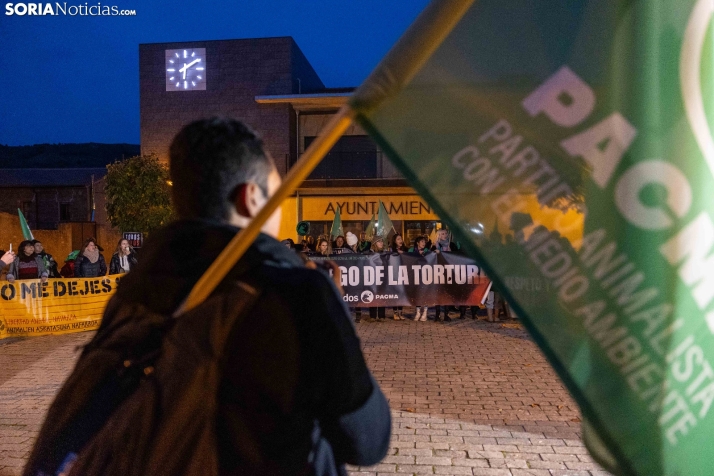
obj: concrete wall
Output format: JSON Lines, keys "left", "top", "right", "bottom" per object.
{"left": 96, "top": 226, "right": 124, "bottom": 258}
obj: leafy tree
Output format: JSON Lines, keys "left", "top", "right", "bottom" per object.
{"left": 105, "top": 154, "right": 174, "bottom": 233}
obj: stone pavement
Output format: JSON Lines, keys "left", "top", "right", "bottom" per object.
{"left": 0, "top": 332, "right": 90, "bottom": 475}
{"left": 0, "top": 309, "right": 610, "bottom": 476}
{"left": 348, "top": 309, "right": 608, "bottom": 476}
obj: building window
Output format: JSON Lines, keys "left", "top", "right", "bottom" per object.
{"left": 305, "top": 135, "right": 378, "bottom": 179}
{"left": 59, "top": 203, "right": 71, "bottom": 221}
{"left": 405, "top": 221, "right": 438, "bottom": 247}
{"left": 21, "top": 201, "right": 34, "bottom": 225}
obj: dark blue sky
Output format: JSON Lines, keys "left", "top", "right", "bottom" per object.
{"left": 0, "top": 0, "right": 428, "bottom": 145}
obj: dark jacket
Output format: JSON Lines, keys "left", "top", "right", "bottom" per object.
{"left": 357, "top": 241, "right": 371, "bottom": 252}
{"left": 37, "top": 251, "right": 59, "bottom": 278}
{"left": 75, "top": 253, "right": 107, "bottom": 277}
{"left": 391, "top": 244, "right": 408, "bottom": 254}
{"left": 109, "top": 251, "right": 138, "bottom": 275}
{"left": 408, "top": 246, "right": 430, "bottom": 258}
{"left": 6, "top": 255, "right": 48, "bottom": 280}
{"left": 99, "top": 219, "right": 391, "bottom": 475}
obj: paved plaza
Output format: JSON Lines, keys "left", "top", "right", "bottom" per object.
{"left": 0, "top": 310, "right": 609, "bottom": 476}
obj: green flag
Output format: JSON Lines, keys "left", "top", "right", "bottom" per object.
{"left": 351, "top": 1, "right": 714, "bottom": 474}
{"left": 18, "top": 208, "right": 34, "bottom": 240}
{"left": 296, "top": 221, "right": 310, "bottom": 236}
{"left": 330, "top": 206, "right": 344, "bottom": 240}
{"left": 374, "top": 200, "right": 394, "bottom": 241}
{"left": 364, "top": 213, "right": 376, "bottom": 241}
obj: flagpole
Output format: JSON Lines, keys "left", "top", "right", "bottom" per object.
{"left": 176, "top": 105, "right": 355, "bottom": 315}
{"left": 178, "top": 0, "right": 475, "bottom": 314}
{"left": 350, "top": 0, "right": 475, "bottom": 115}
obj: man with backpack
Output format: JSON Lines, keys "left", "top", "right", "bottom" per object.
{"left": 24, "top": 118, "right": 391, "bottom": 476}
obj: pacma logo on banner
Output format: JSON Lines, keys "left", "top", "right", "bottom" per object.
{"left": 343, "top": 291, "right": 400, "bottom": 303}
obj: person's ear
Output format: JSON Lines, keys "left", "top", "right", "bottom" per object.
{"left": 233, "top": 182, "right": 267, "bottom": 219}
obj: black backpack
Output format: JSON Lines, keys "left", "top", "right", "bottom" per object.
{"left": 23, "top": 279, "right": 261, "bottom": 476}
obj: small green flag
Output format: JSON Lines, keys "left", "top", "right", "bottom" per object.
{"left": 374, "top": 200, "right": 394, "bottom": 241}
{"left": 330, "top": 207, "right": 344, "bottom": 240}
{"left": 364, "top": 213, "right": 376, "bottom": 241}
{"left": 18, "top": 208, "right": 34, "bottom": 240}
{"left": 296, "top": 221, "right": 310, "bottom": 236}
{"left": 350, "top": 1, "right": 714, "bottom": 474}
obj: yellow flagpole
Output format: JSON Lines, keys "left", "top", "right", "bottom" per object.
{"left": 176, "top": 0, "right": 475, "bottom": 315}
{"left": 350, "top": 0, "right": 475, "bottom": 114}
{"left": 176, "top": 106, "right": 355, "bottom": 315}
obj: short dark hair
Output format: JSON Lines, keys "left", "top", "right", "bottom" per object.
{"left": 169, "top": 117, "right": 276, "bottom": 220}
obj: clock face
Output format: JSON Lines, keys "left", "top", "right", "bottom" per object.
{"left": 165, "top": 48, "right": 206, "bottom": 91}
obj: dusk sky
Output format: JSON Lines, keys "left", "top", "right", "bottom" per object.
{"left": 0, "top": 0, "right": 429, "bottom": 146}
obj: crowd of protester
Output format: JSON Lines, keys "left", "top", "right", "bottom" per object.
{"left": 281, "top": 227, "right": 512, "bottom": 325}
{"left": 0, "top": 229, "right": 511, "bottom": 324}
{"left": 0, "top": 237, "right": 138, "bottom": 281}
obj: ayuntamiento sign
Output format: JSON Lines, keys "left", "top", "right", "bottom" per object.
{"left": 301, "top": 195, "right": 439, "bottom": 221}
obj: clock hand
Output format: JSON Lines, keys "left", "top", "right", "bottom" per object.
{"left": 179, "top": 59, "right": 201, "bottom": 77}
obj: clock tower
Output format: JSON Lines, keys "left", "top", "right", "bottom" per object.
{"left": 165, "top": 48, "right": 206, "bottom": 91}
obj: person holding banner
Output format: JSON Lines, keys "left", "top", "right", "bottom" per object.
{"left": 345, "top": 232, "right": 359, "bottom": 253}
{"left": 32, "top": 240, "right": 59, "bottom": 278}
{"left": 74, "top": 238, "right": 107, "bottom": 278}
{"left": 431, "top": 229, "right": 458, "bottom": 322}
{"left": 390, "top": 233, "right": 407, "bottom": 254}
{"left": 297, "top": 238, "right": 309, "bottom": 253}
{"left": 357, "top": 232, "right": 371, "bottom": 253}
{"left": 485, "top": 284, "right": 502, "bottom": 323}
{"left": 0, "top": 249, "right": 14, "bottom": 273}
{"left": 315, "top": 237, "right": 332, "bottom": 256}
{"left": 344, "top": 232, "right": 363, "bottom": 322}
{"left": 390, "top": 233, "right": 408, "bottom": 319}
{"left": 6, "top": 240, "right": 48, "bottom": 283}
{"left": 370, "top": 235, "right": 384, "bottom": 252}
{"left": 305, "top": 235, "right": 316, "bottom": 252}
{"left": 409, "top": 235, "right": 430, "bottom": 321}
{"left": 332, "top": 235, "right": 348, "bottom": 254}
{"left": 109, "top": 238, "right": 138, "bottom": 275}
{"left": 367, "top": 237, "right": 389, "bottom": 321}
